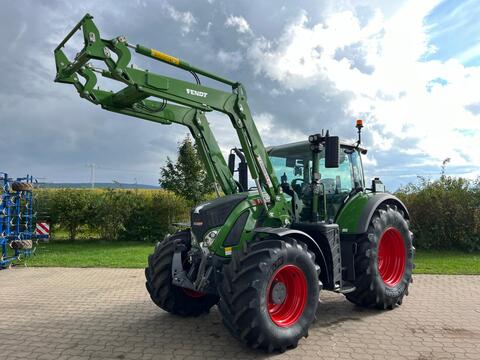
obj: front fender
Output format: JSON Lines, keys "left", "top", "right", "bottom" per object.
{"left": 253, "top": 227, "right": 330, "bottom": 287}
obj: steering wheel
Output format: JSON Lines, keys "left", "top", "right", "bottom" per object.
{"left": 290, "top": 179, "right": 305, "bottom": 197}
{"left": 291, "top": 178, "right": 305, "bottom": 188}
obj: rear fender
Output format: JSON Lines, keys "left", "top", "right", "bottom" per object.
{"left": 336, "top": 192, "right": 410, "bottom": 235}
{"left": 356, "top": 194, "right": 410, "bottom": 233}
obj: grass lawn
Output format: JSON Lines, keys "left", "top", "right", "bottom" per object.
{"left": 27, "top": 240, "right": 154, "bottom": 268}
{"left": 413, "top": 250, "right": 480, "bottom": 275}
{"left": 24, "top": 240, "right": 480, "bottom": 275}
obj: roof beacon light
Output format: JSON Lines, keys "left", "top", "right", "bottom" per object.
{"left": 356, "top": 119, "right": 364, "bottom": 146}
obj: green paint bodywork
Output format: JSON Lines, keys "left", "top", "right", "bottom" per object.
{"left": 207, "top": 192, "right": 263, "bottom": 256}
{"left": 335, "top": 192, "right": 373, "bottom": 234}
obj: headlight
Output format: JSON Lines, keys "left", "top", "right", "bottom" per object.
{"left": 203, "top": 230, "right": 218, "bottom": 247}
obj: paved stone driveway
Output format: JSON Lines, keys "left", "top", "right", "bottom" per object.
{"left": 1, "top": 268, "right": 479, "bottom": 359}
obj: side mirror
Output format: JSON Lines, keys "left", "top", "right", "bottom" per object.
{"left": 228, "top": 153, "right": 235, "bottom": 175}
{"left": 371, "top": 177, "right": 385, "bottom": 192}
{"left": 238, "top": 162, "right": 248, "bottom": 191}
{"left": 325, "top": 136, "right": 340, "bottom": 168}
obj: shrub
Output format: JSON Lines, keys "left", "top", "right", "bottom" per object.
{"left": 33, "top": 188, "right": 191, "bottom": 241}
{"left": 34, "top": 189, "right": 101, "bottom": 240}
{"left": 121, "top": 190, "right": 190, "bottom": 242}
{"left": 397, "top": 176, "right": 480, "bottom": 252}
{"left": 88, "top": 189, "right": 137, "bottom": 241}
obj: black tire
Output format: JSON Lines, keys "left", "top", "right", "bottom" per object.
{"left": 346, "top": 204, "right": 414, "bottom": 309}
{"left": 11, "top": 182, "right": 33, "bottom": 191}
{"left": 145, "top": 230, "right": 219, "bottom": 316}
{"left": 218, "top": 237, "right": 320, "bottom": 352}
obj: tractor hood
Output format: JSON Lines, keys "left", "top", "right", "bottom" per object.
{"left": 190, "top": 193, "right": 248, "bottom": 244}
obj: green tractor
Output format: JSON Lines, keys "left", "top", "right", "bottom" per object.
{"left": 54, "top": 14, "right": 414, "bottom": 352}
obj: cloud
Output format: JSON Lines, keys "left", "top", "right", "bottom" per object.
{"left": 225, "top": 15, "right": 252, "bottom": 35}
{"left": 217, "top": 49, "right": 242, "bottom": 70}
{"left": 0, "top": 1, "right": 194, "bottom": 185}
{"left": 456, "top": 42, "right": 480, "bottom": 64}
{"left": 11, "top": 22, "right": 27, "bottom": 48}
{"left": 201, "top": 21, "right": 213, "bottom": 36}
{"left": 205, "top": 111, "right": 305, "bottom": 158}
{"left": 242, "top": 0, "right": 480, "bottom": 182}
{"left": 161, "top": 3, "right": 197, "bottom": 34}
{"left": 253, "top": 112, "right": 306, "bottom": 146}
{"left": 1, "top": 0, "right": 478, "bottom": 190}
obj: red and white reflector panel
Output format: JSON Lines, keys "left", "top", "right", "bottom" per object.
{"left": 35, "top": 222, "right": 50, "bottom": 236}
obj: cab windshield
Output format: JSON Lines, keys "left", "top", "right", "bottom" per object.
{"left": 269, "top": 143, "right": 364, "bottom": 222}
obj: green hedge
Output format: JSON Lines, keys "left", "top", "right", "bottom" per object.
{"left": 35, "top": 176, "right": 480, "bottom": 251}
{"left": 34, "top": 189, "right": 190, "bottom": 241}
{"left": 397, "top": 177, "right": 480, "bottom": 252}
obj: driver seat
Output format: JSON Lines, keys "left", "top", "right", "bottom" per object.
{"left": 280, "top": 174, "right": 304, "bottom": 222}
{"left": 291, "top": 191, "right": 304, "bottom": 222}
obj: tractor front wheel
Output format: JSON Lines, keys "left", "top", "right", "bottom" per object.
{"left": 145, "top": 231, "right": 218, "bottom": 316}
{"left": 218, "top": 238, "right": 320, "bottom": 352}
{"left": 346, "top": 204, "right": 414, "bottom": 309}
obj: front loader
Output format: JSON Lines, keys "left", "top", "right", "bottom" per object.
{"left": 54, "top": 14, "right": 414, "bottom": 352}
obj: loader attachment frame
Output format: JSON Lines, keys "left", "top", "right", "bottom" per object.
{"left": 54, "top": 14, "right": 290, "bottom": 225}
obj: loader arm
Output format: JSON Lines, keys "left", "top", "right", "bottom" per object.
{"left": 54, "top": 14, "right": 290, "bottom": 225}
{"left": 107, "top": 101, "right": 238, "bottom": 196}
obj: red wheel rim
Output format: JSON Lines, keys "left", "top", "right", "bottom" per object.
{"left": 378, "top": 227, "right": 406, "bottom": 287}
{"left": 180, "top": 257, "right": 205, "bottom": 298}
{"left": 266, "top": 264, "right": 307, "bottom": 327}
{"left": 182, "top": 287, "right": 205, "bottom": 298}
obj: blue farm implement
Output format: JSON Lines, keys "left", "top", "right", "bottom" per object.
{"left": 0, "top": 173, "right": 49, "bottom": 269}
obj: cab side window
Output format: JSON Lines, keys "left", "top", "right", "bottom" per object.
{"left": 319, "top": 151, "right": 353, "bottom": 195}
{"left": 350, "top": 150, "right": 364, "bottom": 189}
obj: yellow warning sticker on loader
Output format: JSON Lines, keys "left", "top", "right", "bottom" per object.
{"left": 224, "top": 247, "right": 232, "bottom": 256}
{"left": 151, "top": 49, "right": 180, "bottom": 65}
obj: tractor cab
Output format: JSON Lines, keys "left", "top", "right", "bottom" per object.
{"left": 268, "top": 140, "right": 367, "bottom": 223}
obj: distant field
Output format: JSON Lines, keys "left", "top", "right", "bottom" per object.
{"left": 39, "top": 182, "right": 159, "bottom": 189}
{"left": 23, "top": 240, "right": 480, "bottom": 275}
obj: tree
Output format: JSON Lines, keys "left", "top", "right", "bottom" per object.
{"left": 159, "top": 135, "right": 215, "bottom": 203}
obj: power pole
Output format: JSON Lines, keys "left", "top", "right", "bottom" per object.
{"left": 87, "top": 163, "right": 96, "bottom": 189}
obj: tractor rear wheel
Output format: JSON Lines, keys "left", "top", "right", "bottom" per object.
{"left": 346, "top": 204, "right": 414, "bottom": 309}
{"left": 218, "top": 237, "right": 320, "bottom": 352}
{"left": 145, "top": 230, "right": 218, "bottom": 316}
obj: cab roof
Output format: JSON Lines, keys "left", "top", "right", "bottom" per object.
{"left": 267, "top": 140, "right": 367, "bottom": 158}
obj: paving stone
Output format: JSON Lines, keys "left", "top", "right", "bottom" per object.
{"left": 0, "top": 268, "right": 479, "bottom": 359}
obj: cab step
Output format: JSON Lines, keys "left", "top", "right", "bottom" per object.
{"left": 334, "top": 282, "right": 356, "bottom": 294}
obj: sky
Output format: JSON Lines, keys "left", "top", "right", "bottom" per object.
{"left": 0, "top": 0, "right": 479, "bottom": 191}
